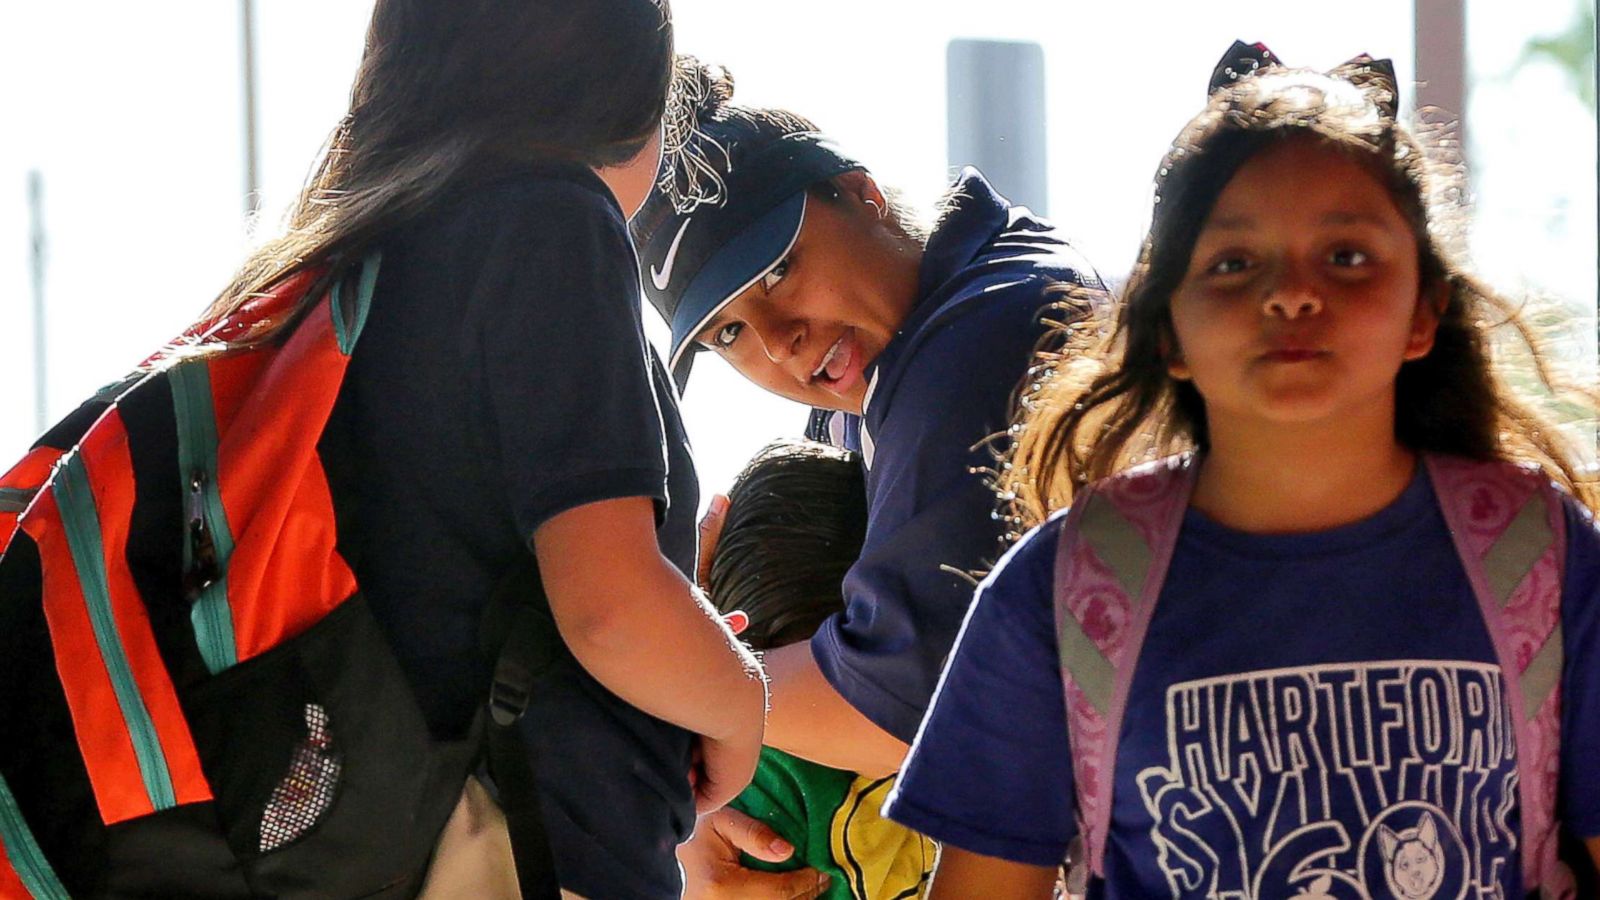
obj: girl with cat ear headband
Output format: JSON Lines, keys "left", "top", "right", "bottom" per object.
{"left": 885, "top": 40, "right": 1600, "bottom": 899}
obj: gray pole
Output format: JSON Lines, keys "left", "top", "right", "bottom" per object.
{"left": 946, "top": 39, "right": 1049, "bottom": 214}
{"left": 1414, "top": 0, "right": 1468, "bottom": 169}
{"left": 241, "top": 0, "right": 260, "bottom": 217}
{"left": 27, "top": 171, "right": 47, "bottom": 435}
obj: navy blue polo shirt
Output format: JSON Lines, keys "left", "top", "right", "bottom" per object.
{"left": 320, "top": 163, "right": 698, "bottom": 898}
{"left": 807, "top": 168, "right": 1104, "bottom": 743}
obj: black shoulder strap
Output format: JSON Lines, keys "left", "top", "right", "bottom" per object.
{"left": 480, "top": 563, "right": 563, "bottom": 899}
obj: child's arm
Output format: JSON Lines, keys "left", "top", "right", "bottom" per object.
{"left": 534, "top": 495, "right": 766, "bottom": 810}
{"left": 927, "top": 846, "right": 1056, "bottom": 900}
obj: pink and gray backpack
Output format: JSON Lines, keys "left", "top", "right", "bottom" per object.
{"left": 1053, "top": 454, "right": 1575, "bottom": 899}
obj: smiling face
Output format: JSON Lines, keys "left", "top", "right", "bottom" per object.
{"left": 692, "top": 172, "right": 923, "bottom": 413}
{"left": 1166, "top": 136, "right": 1440, "bottom": 441}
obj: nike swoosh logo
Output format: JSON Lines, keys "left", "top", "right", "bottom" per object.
{"left": 650, "top": 217, "right": 692, "bottom": 291}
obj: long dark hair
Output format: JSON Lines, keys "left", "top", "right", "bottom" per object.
{"left": 1007, "top": 55, "right": 1599, "bottom": 526}
{"left": 200, "top": 0, "right": 674, "bottom": 346}
{"left": 707, "top": 440, "right": 867, "bottom": 651}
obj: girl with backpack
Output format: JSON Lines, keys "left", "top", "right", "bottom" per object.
{"left": 227, "top": 3, "right": 767, "bottom": 896}
{"left": 883, "top": 42, "right": 1600, "bottom": 899}
{"left": 0, "top": 2, "right": 762, "bottom": 897}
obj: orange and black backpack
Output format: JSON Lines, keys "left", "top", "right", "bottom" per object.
{"left": 0, "top": 254, "right": 557, "bottom": 898}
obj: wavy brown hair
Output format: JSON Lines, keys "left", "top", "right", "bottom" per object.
{"left": 194, "top": 0, "right": 674, "bottom": 349}
{"left": 1005, "top": 57, "right": 1598, "bottom": 528}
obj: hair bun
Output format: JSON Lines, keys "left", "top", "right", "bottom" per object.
{"left": 673, "top": 54, "right": 735, "bottom": 117}
{"left": 656, "top": 55, "right": 738, "bottom": 213}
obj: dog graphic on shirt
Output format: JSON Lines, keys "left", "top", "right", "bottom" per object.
{"left": 1377, "top": 813, "right": 1445, "bottom": 900}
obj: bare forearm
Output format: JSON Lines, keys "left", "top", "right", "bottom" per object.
{"left": 928, "top": 845, "right": 1057, "bottom": 900}
{"left": 762, "top": 641, "right": 908, "bottom": 776}
{"left": 561, "top": 563, "right": 764, "bottom": 740}
{"left": 534, "top": 497, "right": 765, "bottom": 741}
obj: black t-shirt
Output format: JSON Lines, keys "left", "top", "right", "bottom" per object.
{"left": 320, "top": 164, "right": 698, "bottom": 738}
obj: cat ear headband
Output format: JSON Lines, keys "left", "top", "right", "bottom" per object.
{"left": 1207, "top": 40, "right": 1400, "bottom": 119}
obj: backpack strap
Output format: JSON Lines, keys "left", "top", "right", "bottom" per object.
{"left": 1424, "top": 455, "right": 1575, "bottom": 899}
{"left": 1054, "top": 455, "right": 1196, "bottom": 879}
{"left": 479, "top": 562, "right": 563, "bottom": 899}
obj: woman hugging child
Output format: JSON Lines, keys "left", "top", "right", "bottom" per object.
{"left": 706, "top": 440, "right": 936, "bottom": 900}
{"left": 885, "top": 41, "right": 1600, "bottom": 900}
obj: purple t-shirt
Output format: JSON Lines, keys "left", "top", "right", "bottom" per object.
{"left": 886, "top": 467, "right": 1600, "bottom": 898}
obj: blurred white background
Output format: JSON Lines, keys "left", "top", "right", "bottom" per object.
{"left": 2, "top": 1, "right": 1593, "bottom": 504}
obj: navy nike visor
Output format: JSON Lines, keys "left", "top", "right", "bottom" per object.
{"left": 633, "top": 130, "right": 862, "bottom": 388}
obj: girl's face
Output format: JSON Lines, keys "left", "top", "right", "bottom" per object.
{"left": 690, "top": 171, "right": 922, "bottom": 414}
{"left": 1166, "top": 137, "right": 1440, "bottom": 437}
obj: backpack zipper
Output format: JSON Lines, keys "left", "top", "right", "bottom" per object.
{"left": 51, "top": 453, "right": 178, "bottom": 811}
{"left": 0, "top": 774, "right": 69, "bottom": 899}
{"left": 169, "top": 363, "right": 238, "bottom": 674}
{"left": 183, "top": 470, "right": 221, "bottom": 600}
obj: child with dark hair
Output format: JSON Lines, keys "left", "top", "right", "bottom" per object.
{"left": 705, "top": 440, "right": 936, "bottom": 900}
{"left": 709, "top": 441, "right": 868, "bottom": 650}
{"left": 885, "top": 42, "right": 1600, "bottom": 899}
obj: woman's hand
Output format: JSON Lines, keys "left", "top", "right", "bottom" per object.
{"left": 680, "top": 807, "right": 831, "bottom": 899}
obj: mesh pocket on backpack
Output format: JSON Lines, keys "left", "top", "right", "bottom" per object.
{"left": 185, "top": 595, "right": 474, "bottom": 899}
{"left": 258, "top": 703, "right": 342, "bottom": 852}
